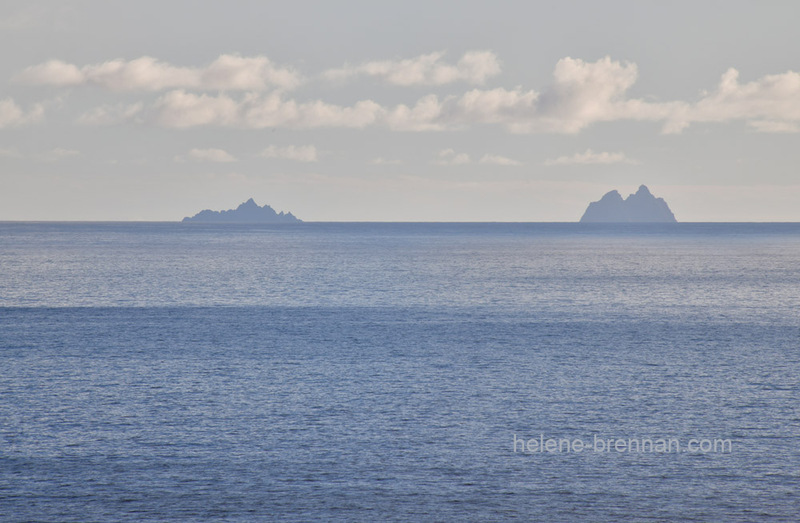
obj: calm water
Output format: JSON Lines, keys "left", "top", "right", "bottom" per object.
{"left": 1, "top": 223, "right": 799, "bottom": 521}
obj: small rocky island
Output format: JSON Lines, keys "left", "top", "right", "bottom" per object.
{"left": 580, "top": 185, "right": 676, "bottom": 223}
{"left": 182, "top": 198, "right": 302, "bottom": 223}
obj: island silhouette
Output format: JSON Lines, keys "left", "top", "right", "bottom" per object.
{"left": 182, "top": 198, "right": 302, "bottom": 223}
{"left": 580, "top": 185, "right": 676, "bottom": 223}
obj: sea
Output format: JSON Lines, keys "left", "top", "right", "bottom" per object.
{"left": 1, "top": 222, "right": 799, "bottom": 521}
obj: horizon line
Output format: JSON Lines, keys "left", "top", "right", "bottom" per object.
{"left": 3, "top": 220, "right": 800, "bottom": 225}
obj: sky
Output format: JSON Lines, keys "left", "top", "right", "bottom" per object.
{"left": 1, "top": 0, "right": 799, "bottom": 221}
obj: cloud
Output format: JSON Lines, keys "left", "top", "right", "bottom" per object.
{"left": 529, "top": 56, "right": 643, "bottom": 133}
{"left": 15, "top": 60, "right": 84, "bottom": 86}
{"left": 149, "top": 89, "right": 484, "bottom": 132}
{"left": 479, "top": 154, "right": 521, "bottom": 166}
{"left": 15, "top": 54, "right": 302, "bottom": 91}
{"left": 259, "top": 144, "right": 318, "bottom": 162}
{"left": 435, "top": 148, "right": 471, "bottom": 165}
{"left": 153, "top": 90, "right": 241, "bottom": 127}
{"left": 460, "top": 56, "right": 675, "bottom": 134}
{"left": 434, "top": 151, "right": 521, "bottom": 166}
{"left": 450, "top": 87, "right": 539, "bottom": 130}
{"left": 323, "top": 50, "right": 501, "bottom": 86}
{"left": 516, "top": 58, "right": 800, "bottom": 134}
{"left": 76, "top": 102, "right": 143, "bottom": 125}
{"left": 0, "top": 98, "right": 44, "bottom": 127}
{"left": 175, "top": 148, "right": 237, "bottom": 163}
{"left": 15, "top": 53, "right": 800, "bottom": 134}
{"left": 153, "top": 90, "right": 384, "bottom": 129}
{"left": 383, "top": 94, "right": 447, "bottom": 131}
{"left": 664, "top": 68, "right": 800, "bottom": 133}
{"left": 406, "top": 57, "right": 800, "bottom": 134}
{"left": 142, "top": 57, "right": 652, "bottom": 133}
{"left": 544, "top": 148, "right": 638, "bottom": 166}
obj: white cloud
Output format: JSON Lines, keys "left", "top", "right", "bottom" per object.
{"left": 384, "top": 94, "right": 447, "bottom": 131}
{"left": 665, "top": 68, "right": 800, "bottom": 133}
{"left": 422, "top": 59, "right": 800, "bottom": 134}
{"left": 514, "top": 58, "right": 800, "bottom": 134}
{"left": 0, "top": 98, "right": 44, "bottom": 127}
{"left": 323, "top": 50, "right": 501, "bottom": 86}
{"left": 430, "top": 57, "right": 800, "bottom": 134}
{"left": 153, "top": 90, "right": 241, "bottom": 127}
{"left": 153, "top": 90, "right": 383, "bottom": 129}
{"left": 76, "top": 102, "right": 143, "bottom": 125}
{"left": 544, "top": 148, "right": 638, "bottom": 166}
{"left": 435, "top": 148, "right": 471, "bottom": 165}
{"left": 18, "top": 53, "right": 800, "bottom": 135}
{"left": 149, "top": 90, "right": 451, "bottom": 132}
{"left": 14, "top": 60, "right": 84, "bottom": 86}
{"left": 480, "top": 154, "right": 521, "bottom": 166}
{"left": 142, "top": 57, "right": 657, "bottom": 133}
{"left": 259, "top": 144, "right": 318, "bottom": 162}
{"left": 529, "top": 56, "right": 642, "bottom": 133}
{"left": 451, "top": 87, "right": 539, "bottom": 129}
{"left": 15, "top": 54, "right": 302, "bottom": 91}
{"left": 377, "top": 95, "right": 447, "bottom": 131}
{"left": 131, "top": 56, "right": 669, "bottom": 133}
{"left": 465, "top": 56, "right": 675, "bottom": 134}
{"left": 176, "top": 148, "right": 237, "bottom": 163}
{"left": 200, "top": 54, "right": 301, "bottom": 91}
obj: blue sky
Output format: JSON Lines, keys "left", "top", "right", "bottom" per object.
{"left": 2, "top": 1, "right": 799, "bottom": 221}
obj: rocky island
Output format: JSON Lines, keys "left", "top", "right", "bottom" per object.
{"left": 182, "top": 198, "right": 302, "bottom": 223}
{"left": 580, "top": 185, "right": 676, "bottom": 223}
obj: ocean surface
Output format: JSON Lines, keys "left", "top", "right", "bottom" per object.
{"left": 1, "top": 222, "right": 799, "bottom": 521}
